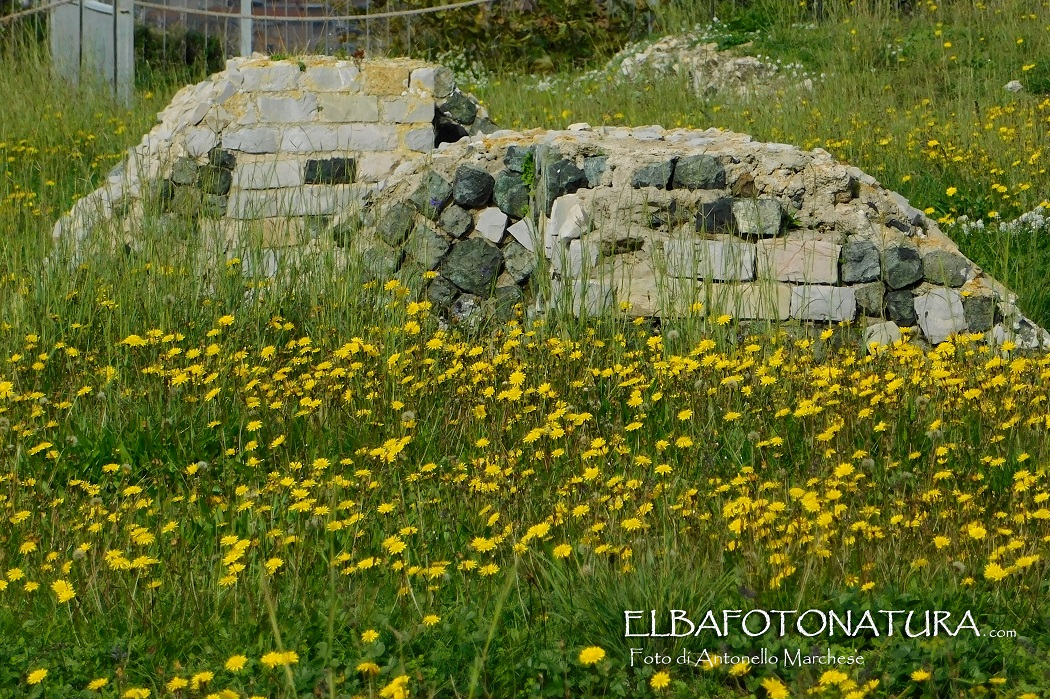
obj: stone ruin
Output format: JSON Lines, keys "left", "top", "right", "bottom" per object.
{"left": 52, "top": 56, "right": 1050, "bottom": 350}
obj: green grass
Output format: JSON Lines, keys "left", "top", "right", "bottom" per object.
{"left": 3, "top": 4, "right": 1050, "bottom": 698}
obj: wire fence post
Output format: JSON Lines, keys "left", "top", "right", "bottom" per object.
{"left": 115, "top": 0, "right": 133, "bottom": 103}
{"left": 239, "top": 0, "right": 251, "bottom": 55}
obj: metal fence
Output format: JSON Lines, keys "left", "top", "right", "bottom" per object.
{"left": 1, "top": 0, "right": 490, "bottom": 102}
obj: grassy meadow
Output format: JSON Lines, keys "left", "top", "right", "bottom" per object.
{"left": 2, "top": 1, "right": 1050, "bottom": 697}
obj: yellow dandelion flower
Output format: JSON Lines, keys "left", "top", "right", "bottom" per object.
{"left": 578, "top": 646, "right": 606, "bottom": 665}
{"left": 910, "top": 669, "right": 931, "bottom": 682}
{"left": 225, "top": 655, "right": 247, "bottom": 672}
{"left": 27, "top": 668, "right": 47, "bottom": 685}
{"left": 650, "top": 670, "right": 671, "bottom": 689}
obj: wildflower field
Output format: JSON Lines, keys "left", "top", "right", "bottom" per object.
{"left": 3, "top": 2, "right": 1050, "bottom": 698}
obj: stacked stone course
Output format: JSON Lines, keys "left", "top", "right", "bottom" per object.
{"left": 53, "top": 57, "right": 1049, "bottom": 349}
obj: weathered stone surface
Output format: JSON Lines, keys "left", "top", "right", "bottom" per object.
{"left": 922, "top": 248, "right": 970, "bottom": 288}
{"left": 438, "top": 204, "right": 473, "bottom": 238}
{"left": 502, "top": 240, "right": 535, "bottom": 283}
{"left": 841, "top": 238, "right": 880, "bottom": 283}
{"left": 234, "top": 160, "right": 303, "bottom": 189}
{"left": 476, "top": 207, "right": 508, "bottom": 243}
{"left": 507, "top": 218, "right": 538, "bottom": 253}
{"left": 362, "top": 244, "right": 403, "bottom": 280}
{"left": 546, "top": 194, "right": 588, "bottom": 254}
{"left": 343, "top": 124, "right": 399, "bottom": 151}
{"left": 583, "top": 156, "right": 608, "bottom": 187}
{"left": 302, "top": 65, "right": 361, "bottom": 92}
{"left": 317, "top": 94, "right": 379, "bottom": 122}
{"left": 732, "top": 198, "right": 782, "bottom": 237}
{"left": 854, "top": 281, "right": 884, "bottom": 316}
{"left": 631, "top": 160, "right": 674, "bottom": 189}
{"left": 408, "top": 171, "right": 453, "bottom": 219}
{"left": 404, "top": 224, "right": 450, "bottom": 270}
{"left": 208, "top": 147, "right": 236, "bottom": 171}
{"left": 171, "top": 157, "right": 199, "bottom": 185}
{"left": 695, "top": 199, "right": 735, "bottom": 234}
{"left": 552, "top": 239, "right": 599, "bottom": 277}
{"left": 240, "top": 64, "right": 300, "bottom": 91}
{"left": 493, "top": 285, "right": 525, "bottom": 320}
{"left": 914, "top": 287, "right": 967, "bottom": 344}
{"left": 756, "top": 238, "right": 840, "bottom": 284}
{"left": 441, "top": 237, "right": 503, "bottom": 295}
{"left": 554, "top": 278, "right": 613, "bottom": 317}
{"left": 258, "top": 94, "right": 317, "bottom": 123}
{"left": 404, "top": 128, "right": 435, "bottom": 152}
{"left": 664, "top": 238, "right": 756, "bottom": 281}
{"left": 885, "top": 289, "right": 917, "bottom": 326}
{"left": 304, "top": 158, "right": 355, "bottom": 185}
{"left": 450, "top": 293, "right": 485, "bottom": 327}
{"left": 882, "top": 246, "right": 923, "bottom": 289}
{"left": 542, "top": 159, "right": 588, "bottom": 215}
{"left": 453, "top": 165, "right": 494, "bottom": 208}
{"left": 672, "top": 154, "right": 725, "bottom": 190}
{"left": 363, "top": 63, "right": 410, "bottom": 95}
{"left": 184, "top": 127, "right": 219, "bottom": 157}
{"left": 409, "top": 66, "right": 454, "bottom": 99}
{"left": 222, "top": 126, "right": 279, "bottom": 153}
{"left": 864, "top": 321, "right": 901, "bottom": 348}
{"left": 426, "top": 275, "right": 458, "bottom": 308}
{"left": 963, "top": 294, "right": 996, "bottom": 332}
{"left": 197, "top": 166, "right": 232, "bottom": 196}
{"left": 377, "top": 202, "right": 416, "bottom": 246}
{"left": 504, "top": 145, "right": 533, "bottom": 173}
{"left": 703, "top": 282, "right": 791, "bottom": 321}
{"left": 201, "top": 194, "right": 227, "bottom": 218}
{"left": 493, "top": 171, "right": 529, "bottom": 219}
{"left": 790, "top": 285, "right": 857, "bottom": 322}
{"left": 381, "top": 97, "right": 434, "bottom": 123}
{"left": 439, "top": 91, "right": 477, "bottom": 124}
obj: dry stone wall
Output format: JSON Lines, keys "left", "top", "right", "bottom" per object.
{"left": 52, "top": 56, "right": 1049, "bottom": 350}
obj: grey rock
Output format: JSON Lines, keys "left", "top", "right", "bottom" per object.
{"left": 409, "top": 171, "right": 453, "bottom": 220}
{"left": 453, "top": 164, "right": 494, "bottom": 208}
{"left": 493, "top": 170, "right": 530, "bottom": 219}
{"left": 864, "top": 321, "right": 901, "bottom": 348}
{"left": 171, "top": 187, "right": 203, "bottom": 218}
{"left": 914, "top": 287, "right": 967, "bottom": 344}
{"left": 197, "top": 165, "right": 232, "bottom": 196}
{"left": 377, "top": 202, "right": 416, "bottom": 247}
{"left": 885, "top": 289, "right": 917, "bottom": 325}
{"left": 394, "top": 262, "right": 426, "bottom": 295}
{"left": 440, "top": 91, "right": 477, "bottom": 125}
{"left": 362, "top": 244, "right": 403, "bottom": 281}
{"left": 631, "top": 160, "right": 674, "bottom": 189}
{"left": 201, "top": 194, "right": 227, "bottom": 218}
{"left": 542, "top": 158, "right": 588, "bottom": 216}
{"left": 672, "top": 154, "right": 725, "bottom": 190}
{"left": 882, "top": 246, "right": 923, "bottom": 289}
{"left": 502, "top": 240, "right": 535, "bottom": 283}
{"left": 493, "top": 286, "right": 524, "bottom": 321}
{"left": 731, "top": 198, "right": 783, "bottom": 237}
{"left": 172, "top": 157, "right": 199, "bottom": 186}
{"left": 583, "top": 156, "right": 608, "bottom": 187}
{"left": 450, "top": 293, "right": 485, "bottom": 328}
{"left": 695, "top": 199, "right": 735, "bottom": 234}
{"left": 922, "top": 248, "right": 970, "bottom": 288}
{"left": 504, "top": 145, "right": 534, "bottom": 173}
{"left": 963, "top": 294, "right": 996, "bottom": 332}
{"left": 427, "top": 276, "right": 459, "bottom": 308}
{"left": 841, "top": 239, "right": 881, "bottom": 283}
{"left": 440, "top": 237, "right": 503, "bottom": 295}
{"left": 471, "top": 117, "right": 499, "bottom": 136}
{"left": 439, "top": 204, "right": 473, "bottom": 239}
{"left": 151, "top": 179, "right": 176, "bottom": 211}
{"left": 854, "top": 281, "right": 885, "bottom": 316}
{"left": 404, "top": 224, "right": 451, "bottom": 270}
{"left": 208, "top": 147, "right": 236, "bottom": 171}
{"left": 304, "top": 158, "right": 355, "bottom": 185}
